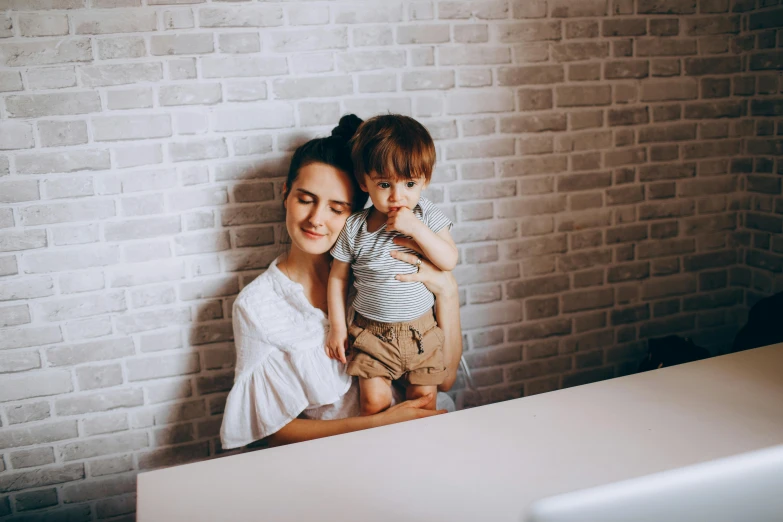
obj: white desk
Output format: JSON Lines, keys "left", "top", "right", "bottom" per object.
{"left": 137, "top": 343, "right": 783, "bottom": 522}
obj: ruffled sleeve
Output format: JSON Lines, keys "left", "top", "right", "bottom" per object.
{"left": 220, "top": 283, "right": 351, "bottom": 449}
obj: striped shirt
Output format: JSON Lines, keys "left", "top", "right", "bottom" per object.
{"left": 331, "top": 197, "right": 452, "bottom": 323}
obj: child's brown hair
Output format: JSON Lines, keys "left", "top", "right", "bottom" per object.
{"left": 349, "top": 114, "right": 436, "bottom": 183}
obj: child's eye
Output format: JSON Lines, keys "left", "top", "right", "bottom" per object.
{"left": 378, "top": 182, "right": 390, "bottom": 189}
{"left": 406, "top": 181, "right": 416, "bottom": 188}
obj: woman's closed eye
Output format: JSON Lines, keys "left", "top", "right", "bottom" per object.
{"left": 297, "top": 198, "right": 314, "bottom": 205}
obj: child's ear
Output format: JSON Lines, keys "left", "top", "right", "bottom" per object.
{"left": 358, "top": 177, "right": 369, "bottom": 193}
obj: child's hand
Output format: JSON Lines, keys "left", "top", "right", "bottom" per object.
{"left": 326, "top": 328, "right": 347, "bottom": 364}
{"left": 386, "top": 207, "right": 420, "bottom": 237}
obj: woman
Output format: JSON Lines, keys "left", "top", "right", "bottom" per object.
{"left": 220, "top": 115, "right": 462, "bottom": 448}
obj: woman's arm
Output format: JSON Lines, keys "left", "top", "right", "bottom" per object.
{"left": 390, "top": 238, "right": 463, "bottom": 392}
{"left": 266, "top": 394, "right": 444, "bottom": 446}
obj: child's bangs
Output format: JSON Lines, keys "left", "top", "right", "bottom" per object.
{"left": 366, "top": 138, "right": 433, "bottom": 181}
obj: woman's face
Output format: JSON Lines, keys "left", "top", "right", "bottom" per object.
{"left": 283, "top": 162, "right": 356, "bottom": 256}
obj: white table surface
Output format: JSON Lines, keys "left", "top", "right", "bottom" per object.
{"left": 137, "top": 343, "right": 783, "bottom": 522}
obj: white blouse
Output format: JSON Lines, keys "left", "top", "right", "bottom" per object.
{"left": 220, "top": 255, "right": 454, "bottom": 450}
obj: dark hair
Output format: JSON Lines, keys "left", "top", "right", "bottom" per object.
{"left": 284, "top": 114, "right": 368, "bottom": 211}
{"left": 349, "top": 114, "right": 436, "bottom": 183}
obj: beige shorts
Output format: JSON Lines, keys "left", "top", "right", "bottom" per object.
{"left": 346, "top": 309, "right": 447, "bottom": 386}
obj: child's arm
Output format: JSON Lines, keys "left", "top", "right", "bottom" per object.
{"left": 326, "top": 259, "right": 351, "bottom": 364}
{"left": 387, "top": 207, "right": 458, "bottom": 271}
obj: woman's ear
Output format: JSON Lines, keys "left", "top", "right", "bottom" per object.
{"left": 281, "top": 182, "right": 289, "bottom": 208}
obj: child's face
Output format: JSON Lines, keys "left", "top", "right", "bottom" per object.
{"left": 359, "top": 172, "right": 428, "bottom": 215}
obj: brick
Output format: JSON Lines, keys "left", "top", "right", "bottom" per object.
{"left": 454, "top": 24, "right": 489, "bottom": 43}
{"left": 56, "top": 388, "right": 143, "bottom": 416}
{"left": 96, "top": 35, "right": 146, "bottom": 59}
{"left": 684, "top": 100, "right": 744, "bottom": 119}
{"left": 641, "top": 80, "right": 698, "bottom": 102}
{"left": 271, "top": 27, "right": 347, "bottom": 52}
{"left": 0, "top": 463, "right": 84, "bottom": 493}
{"left": 150, "top": 34, "right": 214, "bottom": 56}
{"left": 38, "top": 120, "right": 88, "bottom": 148}
{"left": 0, "top": 180, "right": 39, "bottom": 204}
{"left": 497, "top": 65, "right": 564, "bottom": 86}
{"left": 10, "top": 447, "right": 56, "bottom": 469}
{"left": 47, "top": 338, "right": 134, "bottom": 367}
{"left": 749, "top": 51, "right": 783, "bottom": 71}
{"left": 81, "top": 62, "right": 162, "bottom": 88}
{"left": 509, "top": 318, "right": 572, "bottom": 342}
{"left": 640, "top": 315, "right": 695, "bottom": 338}
{"left": 603, "top": 19, "right": 647, "bottom": 37}
{"left": 686, "top": 15, "right": 739, "bottom": 36}
{"left": 0, "top": 71, "right": 22, "bottom": 92}
{"left": 60, "top": 431, "right": 146, "bottom": 462}
{"left": 639, "top": 123, "right": 697, "bottom": 143}
{"left": 501, "top": 114, "right": 567, "bottom": 134}
{"left": 0, "top": 351, "right": 41, "bottom": 373}
{"left": 507, "top": 274, "right": 570, "bottom": 299}
{"left": 498, "top": 20, "right": 562, "bottom": 42}
{"left": 642, "top": 274, "right": 697, "bottom": 300}
{"left": 201, "top": 55, "right": 287, "bottom": 79}
{"left": 126, "top": 353, "right": 199, "bottom": 381}
{"left": 0, "top": 370, "right": 72, "bottom": 403}
{"left": 566, "top": 20, "right": 599, "bottom": 38}
{"left": 62, "top": 474, "right": 135, "bottom": 503}
{"left": 77, "top": 364, "right": 123, "bottom": 391}
{"left": 650, "top": 58, "right": 681, "bottom": 78}
{"left": 552, "top": 42, "right": 610, "bottom": 62}
{"left": 445, "top": 138, "right": 515, "bottom": 160}
{"left": 608, "top": 107, "right": 649, "bottom": 126}
{"left": 218, "top": 33, "right": 260, "bottom": 54}
{"left": 551, "top": 0, "right": 607, "bottom": 16}
{"left": 74, "top": 10, "right": 155, "bottom": 34}
{"left": 503, "top": 235, "right": 568, "bottom": 260}
{"left": 212, "top": 104, "right": 294, "bottom": 132}
{"left": 15, "top": 487, "right": 58, "bottom": 511}
{"left": 556, "top": 85, "right": 611, "bottom": 107}
{"left": 93, "top": 114, "right": 171, "bottom": 142}
{"left": 639, "top": 163, "right": 695, "bottom": 182}
{"left": 684, "top": 56, "right": 741, "bottom": 75}
{"left": 7, "top": 92, "right": 101, "bottom": 119}
{"left": 561, "top": 288, "right": 614, "bottom": 313}
{"left": 0, "top": 304, "right": 31, "bottom": 327}
{"left": 605, "top": 60, "right": 649, "bottom": 79}
{"left": 1, "top": 39, "right": 91, "bottom": 67}
{"left": 0, "top": 229, "right": 47, "bottom": 253}
{"left": 19, "top": 13, "right": 68, "bottom": 37}
{"left": 138, "top": 441, "right": 209, "bottom": 470}
{"left": 558, "top": 249, "right": 613, "bottom": 272}
{"left": 638, "top": 0, "right": 696, "bottom": 13}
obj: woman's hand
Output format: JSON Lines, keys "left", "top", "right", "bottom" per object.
{"left": 390, "top": 237, "right": 457, "bottom": 299}
{"left": 373, "top": 394, "right": 446, "bottom": 427}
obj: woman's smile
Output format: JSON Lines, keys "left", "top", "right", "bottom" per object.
{"left": 301, "top": 228, "right": 326, "bottom": 240}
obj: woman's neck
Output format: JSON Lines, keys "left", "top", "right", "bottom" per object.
{"left": 279, "top": 247, "right": 330, "bottom": 288}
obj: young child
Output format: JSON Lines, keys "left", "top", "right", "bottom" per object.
{"left": 326, "top": 114, "right": 458, "bottom": 416}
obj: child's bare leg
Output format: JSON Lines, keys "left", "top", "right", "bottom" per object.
{"left": 406, "top": 384, "right": 437, "bottom": 410}
{"left": 359, "top": 377, "right": 392, "bottom": 416}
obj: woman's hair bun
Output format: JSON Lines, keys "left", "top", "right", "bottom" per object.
{"left": 331, "top": 114, "right": 363, "bottom": 142}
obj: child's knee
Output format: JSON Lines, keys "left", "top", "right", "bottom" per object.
{"left": 361, "top": 392, "right": 391, "bottom": 416}
{"left": 406, "top": 385, "right": 437, "bottom": 409}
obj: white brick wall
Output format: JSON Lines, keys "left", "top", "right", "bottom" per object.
{"left": 0, "top": 0, "right": 782, "bottom": 519}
